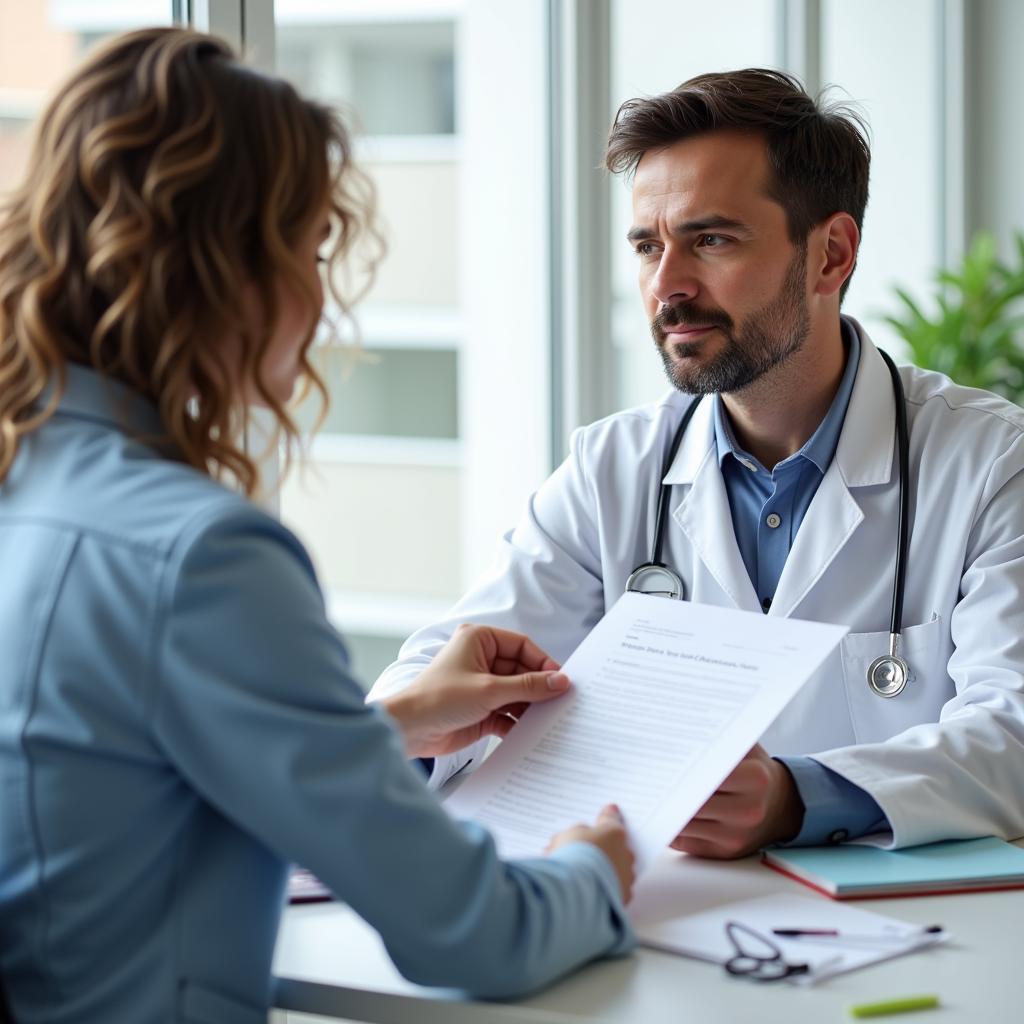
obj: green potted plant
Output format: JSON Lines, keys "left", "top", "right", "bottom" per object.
{"left": 884, "top": 231, "right": 1024, "bottom": 403}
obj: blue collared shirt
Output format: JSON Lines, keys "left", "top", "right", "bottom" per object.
{"left": 714, "top": 325, "right": 861, "bottom": 613}
{"left": 713, "top": 325, "right": 887, "bottom": 844}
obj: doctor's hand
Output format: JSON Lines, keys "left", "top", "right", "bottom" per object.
{"left": 381, "top": 623, "right": 570, "bottom": 759}
{"left": 547, "top": 804, "right": 636, "bottom": 904}
{"left": 669, "top": 745, "right": 805, "bottom": 859}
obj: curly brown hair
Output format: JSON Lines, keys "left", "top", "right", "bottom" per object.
{"left": 0, "top": 26, "right": 381, "bottom": 495}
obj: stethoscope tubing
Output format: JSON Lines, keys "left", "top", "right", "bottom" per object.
{"left": 636, "top": 346, "right": 910, "bottom": 674}
{"left": 880, "top": 349, "right": 910, "bottom": 643}
{"left": 651, "top": 395, "right": 704, "bottom": 567}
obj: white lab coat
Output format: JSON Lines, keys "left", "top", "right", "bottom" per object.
{"left": 372, "top": 319, "right": 1024, "bottom": 848}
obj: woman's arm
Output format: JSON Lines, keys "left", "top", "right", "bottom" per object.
{"left": 151, "top": 504, "right": 636, "bottom": 998}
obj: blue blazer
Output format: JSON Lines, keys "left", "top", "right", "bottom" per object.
{"left": 0, "top": 365, "right": 632, "bottom": 1023}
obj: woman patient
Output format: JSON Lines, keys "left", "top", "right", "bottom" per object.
{"left": 0, "top": 28, "right": 635, "bottom": 1024}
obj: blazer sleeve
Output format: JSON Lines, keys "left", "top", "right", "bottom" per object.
{"left": 149, "top": 503, "right": 634, "bottom": 998}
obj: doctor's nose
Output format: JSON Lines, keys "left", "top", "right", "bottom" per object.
{"left": 647, "top": 253, "right": 699, "bottom": 308}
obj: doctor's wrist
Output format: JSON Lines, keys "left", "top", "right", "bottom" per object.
{"left": 767, "top": 759, "right": 805, "bottom": 845}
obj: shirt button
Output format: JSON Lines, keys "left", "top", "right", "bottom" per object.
{"left": 827, "top": 829, "right": 849, "bottom": 845}
{"left": 739, "top": 459, "right": 758, "bottom": 473}
{"left": 766, "top": 512, "right": 782, "bottom": 529}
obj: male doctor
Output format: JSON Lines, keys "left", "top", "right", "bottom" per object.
{"left": 372, "top": 69, "right": 1024, "bottom": 856}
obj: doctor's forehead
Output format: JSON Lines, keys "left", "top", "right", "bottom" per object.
{"left": 629, "top": 131, "right": 778, "bottom": 226}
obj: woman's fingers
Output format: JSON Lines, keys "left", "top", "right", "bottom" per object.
{"left": 490, "top": 653, "right": 561, "bottom": 676}
{"left": 487, "top": 671, "right": 570, "bottom": 710}
{"left": 598, "top": 803, "right": 625, "bottom": 824}
{"left": 465, "top": 624, "right": 561, "bottom": 674}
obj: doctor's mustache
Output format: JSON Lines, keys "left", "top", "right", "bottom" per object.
{"left": 651, "top": 303, "right": 735, "bottom": 342}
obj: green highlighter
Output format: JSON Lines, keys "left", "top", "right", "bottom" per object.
{"left": 849, "top": 995, "right": 940, "bottom": 1018}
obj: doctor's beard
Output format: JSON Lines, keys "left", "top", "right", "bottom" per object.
{"left": 652, "top": 244, "right": 810, "bottom": 395}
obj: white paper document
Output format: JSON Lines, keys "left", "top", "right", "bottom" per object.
{"left": 634, "top": 890, "right": 948, "bottom": 985}
{"left": 444, "top": 592, "right": 847, "bottom": 871}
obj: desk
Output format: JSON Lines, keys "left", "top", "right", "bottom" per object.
{"left": 273, "top": 850, "right": 1021, "bottom": 1023}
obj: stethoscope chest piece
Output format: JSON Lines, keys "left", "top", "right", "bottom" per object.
{"left": 867, "top": 634, "right": 909, "bottom": 697}
{"left": 625, "top": 562, "right": 685, "bottom": 600}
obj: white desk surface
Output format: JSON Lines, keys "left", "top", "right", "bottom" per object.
{"left": 273, "top": 846, "right": 1021, "bottom": 1023}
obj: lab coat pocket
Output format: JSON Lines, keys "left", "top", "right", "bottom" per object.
{"left": 840, "top": 614, "right": 948, "bottom": 744}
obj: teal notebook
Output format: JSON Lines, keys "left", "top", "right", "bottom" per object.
{"left": 762, "top": 836, "right": 1024, "bottom": 899}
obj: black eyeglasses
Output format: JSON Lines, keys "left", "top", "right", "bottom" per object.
{"left": 723, "top": 921, "right": 811, "bottom": 983}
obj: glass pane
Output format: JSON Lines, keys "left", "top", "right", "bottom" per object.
{"left": 275, "top": 1, "right": 463, "bottom": 652}
{"left": 0, "top": 1, "right": 176, "bottom": 194}
{"left": 609, "top": 0, "right": 780, "bottom": 410}
{"left": 276, "top": 19, "right": 455, "bottom": 136}
{"left": 295, "top": 347, "right": 459, "bottom": 439}
{"left": 821, "top": 0, "right": 941, "bottom": 354}
{"left": 363, "top": 159, "right": 458, "bottom": 307}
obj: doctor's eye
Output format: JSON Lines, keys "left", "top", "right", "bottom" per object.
{"left": 633, "top": 242, "right": 660, "bottom": 258}
{"left": 696, "top": 234, "right": 729, "bottom": 248}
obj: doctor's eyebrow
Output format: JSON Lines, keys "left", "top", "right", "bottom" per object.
{"left": 626, "top": 215, "right": 752, "bottom": 243}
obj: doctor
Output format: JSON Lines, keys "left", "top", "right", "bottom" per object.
{"left": 372, "top": 68, "right": 1024, "bottom": 856}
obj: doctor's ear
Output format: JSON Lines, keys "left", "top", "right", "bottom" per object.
{"left": 810, "top": 212, "right": 859, "bottom": 299}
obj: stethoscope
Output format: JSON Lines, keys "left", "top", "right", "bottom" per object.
{"left": 625, "top": 349, "right": 912, "bottom": 698}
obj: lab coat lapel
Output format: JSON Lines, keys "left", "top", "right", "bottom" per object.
{"left": 769, "top": 323, "right": 897, "bottom": 619}
{"left": 663, "top": 398, "right": 762, "bottom": 612}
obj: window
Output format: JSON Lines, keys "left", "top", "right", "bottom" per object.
{"left": 275, "top": 1, "right": 466, "bottom": 685}
{"left": 608, "top": 0, "right": 780, "bottom": 412}
{"left": 270, "top": 2, "right": 557, "bottom": 687}
{"left": 19, "top": 2, "right": 960, "bottom": 688}
{"left": 0, "top": 1, "right": 176, "bottom": 195}
{"left": 819, "top": 0, "right": 948, "bottom": 354}
{"left": 603, "top": 0, "right": 955, "bottom": 413}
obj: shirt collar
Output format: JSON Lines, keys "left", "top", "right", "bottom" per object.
{"left": 712, "top": 320, "right": 861, "bottom": 475}
{"left": 51, "top": 361, "right": 167, "bottom": 439}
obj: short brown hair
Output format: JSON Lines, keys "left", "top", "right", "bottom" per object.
{"left": 0, "top": 27, "right": 381, "bottom": 495}
{"left": 606, "top": 68, "right": 869, "bottom": 297}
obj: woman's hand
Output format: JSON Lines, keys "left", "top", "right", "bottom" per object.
{"left": 547, "top": 804, "right": 636, "bottom": 904}
{"left": 382, "top": 623, "right": 571, "bottom": 759}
